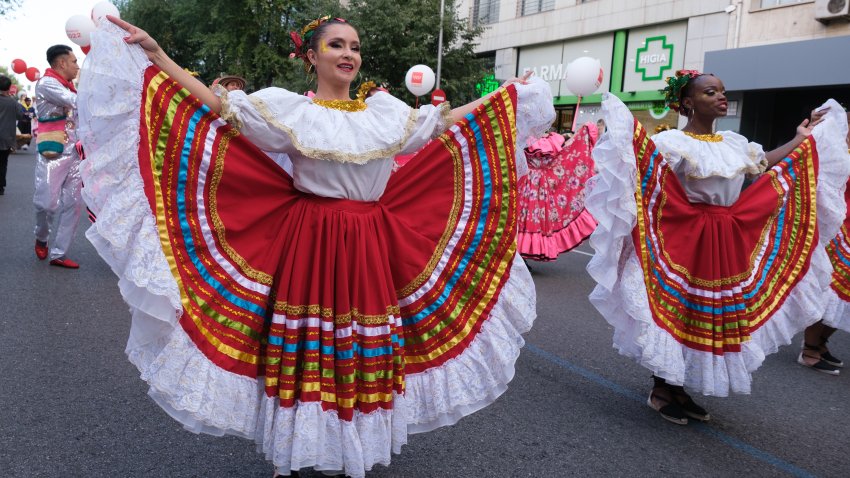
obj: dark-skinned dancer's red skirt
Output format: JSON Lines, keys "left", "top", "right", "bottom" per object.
{"left": 77, "top": 37, "right": 536, "bottom": 478}
{"left": 586, "top": 95, "right": 850, "bottom": 397}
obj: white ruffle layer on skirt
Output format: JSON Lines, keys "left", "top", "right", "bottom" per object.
{"left": 584, "top": 93, "right": 850, "bottom": 397}
{"left": 823, "top": 289, "right": 850, "bottom": 333}
{"left": 77, "top": 23, "right": 536, "bottom": 478}
{"left": 818, "top": 106, "right": 850, "bottom": 334}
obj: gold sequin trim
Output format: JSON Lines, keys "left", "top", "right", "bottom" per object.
{"left": 356, "top": 81, "right": 377, "bottom": 102}
{"left": 397, "top": 133, "right": 464, "bottom": 297}
{"left": 683, "top": 131, "right": 723, "bottom": 142}
{"left": 312, "top": 98, "right": 368, "bottom": 112}
{"left": 246, "top": 94, "right": 419, "bottom": 164}
{"left": 273, "top": 301, "right": 400, "bottom": 325}
{"left": 208, "top": 129, "right": 274, "bottom": 285}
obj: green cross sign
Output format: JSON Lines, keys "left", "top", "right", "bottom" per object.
{"left": 635, "top": 35, "right": 674, "bottom": 81}
{"left": 476, "top": 74, "right": 501, "bottom": 98}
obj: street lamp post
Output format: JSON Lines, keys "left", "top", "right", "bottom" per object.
{"left": 436, "top": 0, "right": 445, "bottom": 89}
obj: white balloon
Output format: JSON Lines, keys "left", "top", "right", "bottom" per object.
{"left": 65, "top": 15, "right": 97, "bottom": 47}
{"left": 91, "top": 1, "right": 120, "bottom": 26}
{"left": 405, "top": 65, "right": 436, "bottom": 97}
{"left": 565, "top": 57, "right": 604, "bottom": 97}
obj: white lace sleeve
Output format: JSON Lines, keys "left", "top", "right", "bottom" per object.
{"left": 399, "top": 102, "right": 452, "bottom": 155}
{"left": 747, "top": 141, "right": 768, "bottom": 173}
{"left": 219, "top": 88, "right": 300, "bottom": 154}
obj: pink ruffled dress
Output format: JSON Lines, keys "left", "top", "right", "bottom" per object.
{"left": 517, "top": 124, "right": 598, "bottom": 261}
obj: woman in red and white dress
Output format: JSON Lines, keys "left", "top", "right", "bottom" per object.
{"left": 77, "top": 15, "right": 554, "bottom": 478}
{"left": 585, "top": 69, "right": 850, "bottom": 425}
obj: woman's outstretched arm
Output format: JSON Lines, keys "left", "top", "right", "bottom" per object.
{"left": 448, "top": 71, "right": 533, "bottom": 124}
{"left": 764, "top": 108, "right": 828, "bottom": 167}
{"left": 107, "top": 15, "right": 222, "bottom": 114}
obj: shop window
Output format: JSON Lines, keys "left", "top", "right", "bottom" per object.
{"left": 759, "top": 0, "right": 811, "bottom": 8}
{"left": 520, "top": 0, "right": 556, "bottom": 16}
{"left": 472, "top": 0, "right": 500, "bottom": 26}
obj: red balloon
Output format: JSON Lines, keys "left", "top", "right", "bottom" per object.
{"left": 25, "top": 67, "right": 40, "bottom": 82}
{"left": 81, "top": 45, "right": 91, "bottom": 55}
{"left": 11, "top": 59, "right": 27, "bottom": 74}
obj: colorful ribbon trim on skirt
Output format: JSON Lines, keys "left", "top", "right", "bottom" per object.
{"left": 137, "top": 65, "right": 520, "bottom": 419}
{"left": 827, "top": 183, "right": 850, "bottom": 301}
{"left": 392, "top": 87, "right": 519, "bottom": 374}
{"left": 631, "top": 119, "right": 819, "bottom": 355}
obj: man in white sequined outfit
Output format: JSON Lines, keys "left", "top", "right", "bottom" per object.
{"left": 33, "top": 45, "right": 83, "bottom": 268}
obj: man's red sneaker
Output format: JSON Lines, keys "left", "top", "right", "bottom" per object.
{"left": 49, "top": 257, "right": 80, "bottom": 269}
{"left": 35, "top": 240, "right": 48, "bottom": 260}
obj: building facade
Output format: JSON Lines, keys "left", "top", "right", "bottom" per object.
{"left": 461, "top": 0, "right": 850, "bottom": 145}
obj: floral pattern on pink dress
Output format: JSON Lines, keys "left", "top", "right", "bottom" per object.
{"left": 517, "top": 123, "right": 598, "bottom": 261}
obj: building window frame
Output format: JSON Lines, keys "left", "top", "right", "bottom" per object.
{"left": 472, "top": 0, "right": 500, "bottom": 26}
{"left": 519, "top": 0, "right": 556, "bottom": 17}
{"left": 751, "top": 0, "right": 814, "bottom": 12}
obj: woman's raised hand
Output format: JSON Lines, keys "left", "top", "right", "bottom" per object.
{"left": 797, "top": 106, "right": 829, "bottom": 137}
{"left": 501, "top": 70, "right": 533, "bottom": 88}
{"left": 107, "top": 15, "right": 163, "bottom": 62}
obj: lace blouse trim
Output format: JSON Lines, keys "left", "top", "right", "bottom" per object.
{"left": 241, "top": 94, "right": 420, "bottom": 164}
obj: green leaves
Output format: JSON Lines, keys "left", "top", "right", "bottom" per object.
{"left": 119, "top": 0, "right": 486, "bottom": 105}
{"left": 348, "top": 0, "right": 486, "bottom": 105}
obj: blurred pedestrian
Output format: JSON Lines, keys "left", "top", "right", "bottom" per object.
{"left": 211, "top": 74, "right": 246, "bottom": 92}
{"left": 33, "top": 45, "right": 83, "bottom": 268}
{"left": 0, "top": 75, "right": 22, "bottom": 195}
{"left": 17, "top": 97, "right": 34, "bottom": 150}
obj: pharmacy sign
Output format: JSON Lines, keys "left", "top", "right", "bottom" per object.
{"left": 635, "top": 36, "right": 674, "bottom": 81}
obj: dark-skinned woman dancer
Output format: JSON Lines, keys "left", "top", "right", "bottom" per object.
{"left": 585, "top": 69, "right": 849, "bottom": 425}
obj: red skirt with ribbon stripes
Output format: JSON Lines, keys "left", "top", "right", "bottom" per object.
{"left": 136, "top": 64, "right": 525, "bottom": 425}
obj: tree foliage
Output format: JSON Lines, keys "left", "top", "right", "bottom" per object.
{"left": 117, "top": 0, "right": 487, "bottom": 104}
{"left": 0, "top": 0, "right": 21, "bottom": 19}
{"left": 347, "top": 0, "right": 487, "bottom": 105}
{"left": 118, "top": 0, "right": 337, "bottom": 92}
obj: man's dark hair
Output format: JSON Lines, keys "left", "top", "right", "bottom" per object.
{"left": 47, "top": 45, "right": 74, "bottom": 66}
{"left": 0, "top": 75, "right": 11, "bottom": 92}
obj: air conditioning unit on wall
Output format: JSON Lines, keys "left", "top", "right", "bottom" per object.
{"left": 816, "top": 0, "right": 850, "bottom": 23}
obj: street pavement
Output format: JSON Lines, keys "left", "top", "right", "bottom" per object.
{"left": 1, "top": 147, "right": 849, "bottom": 477}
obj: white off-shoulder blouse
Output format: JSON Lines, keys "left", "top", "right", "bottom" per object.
{"left": 220, "top": 77, "right": 555, "bottom": 201}
{"left": 652, "top": 129, "right": 767, "bottom": 207}
{"left": 221, "top": 88, "right": 452, "bottom": 201}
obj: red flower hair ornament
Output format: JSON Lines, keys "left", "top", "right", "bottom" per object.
{"left": 661, "top": 69, "right": 703, "bottom": 113}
